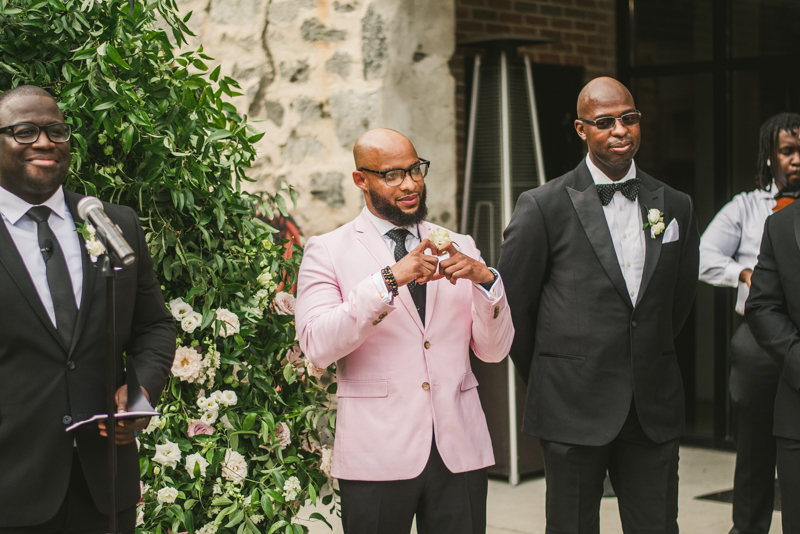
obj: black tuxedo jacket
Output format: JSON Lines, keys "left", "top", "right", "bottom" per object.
{"left": 0, "top": 188, "right": 175, "bottom": 527}
{"left": 746, "top": 201, "right": 800, "bottom": 441}
{"left": 497, "top": 161, "right": 699, "bottom": 446}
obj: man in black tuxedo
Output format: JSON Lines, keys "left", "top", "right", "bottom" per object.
{"left": 0, "top": 86, "right": 175, "bottom": 532}
{"left": 746, "top": 192, "right": 800, "bottom": 534}
{"left": 498, "top": 77, "right": 699, "bottom": 533}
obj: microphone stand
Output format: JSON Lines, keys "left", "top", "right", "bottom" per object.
{"left": 101, "top": 252, "right": 120, "bottom": 534}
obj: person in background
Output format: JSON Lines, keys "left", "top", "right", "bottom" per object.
{"left": 699, "top": 112, "right": 800, "bottom": 534}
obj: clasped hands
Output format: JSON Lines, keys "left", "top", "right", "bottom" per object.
{"left": 391, "top": 239, "right": 495, "bottom": 287}
{"left": 97, "top": 385, "right": 151, "bottom": 445}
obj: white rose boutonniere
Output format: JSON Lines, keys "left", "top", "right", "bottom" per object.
{"left": 428, "top": 228, "right": 451, "bottom": 247}
{"left": 642, "top": 206, "right": 666, "bottom": 239}
{"left": 76, "top": 222, "right": 106, "bottom": 263}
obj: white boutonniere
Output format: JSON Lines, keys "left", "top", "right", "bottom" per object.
{"left": 642, "top": 207, "right": 665, "bottom": 239}
{"left": 428, "top": 228, "right": 451, "bottom": 247}
{"left": 76, "top": 221, "right": 106, "bottom": 262}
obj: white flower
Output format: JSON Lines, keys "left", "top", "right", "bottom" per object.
{"left": 186, "top": 452, "right": 210, "bottom": 479}
{"left": 250, "top": 515, "right": 264, "bottom": 525}
{"left": 275, "top": 422, "right": 291, "bottom": 450}
{"left": 197, "top": 524, "right": 219, "bottom": 534}
{"left": 152, "top": 440, "right": 182, "bottom": 469}
{"left": 171, "top": 346, "right": 204, "bottom": 383}
{"left": 428, "top": 227, "right": 451, "bottom": 247}
{"left": 197, "top": 396, "right": 209, "bottom": 409}
{"left": 272, "top": 292, "right": 296, "bottom": 315}
{"left": 142, "top": 415, "right": 161, "bottom": 434}
{"left": 306, "top": 359, "right": 326, "bottom": 379}
{"left": 647, "top": 208, "right": 662, "bottom": 225}
{"left": 255, "top": 288, "right": 270, "bottom": 309}
{"left": 136, "top": 506, "right": 144, "bottom": 526}
{"left": 181, "top": 311, "right": 203, "bottom": 333}
{"left": 169, "top": 297, "right": 193, "bottom": 321}
{"left": 220, "top": 390, "right": 237, "bottom": 406}
{"left": 651, "top": 221, "right": 666, "bottom": 239}
{"left": 205, "top": 397, "right": 219, "bottom": 411}
{"left": 320, "top": 445, "right": 334, "bottom": 477}
{"left": 221, "top": 414, "right": 235, "bottom": 430}
{"left": 257, "top": 271, "right": 273, "bottom": 287}
{"left": 157, "top": 486, "right": 179, "bottom": 504}
{"left": 282, "top": 476, "right": 301, "bottom": 501}
{"left": 86, "top": 237, "right": 106, "bottom": 259}
{"left": 200, "top": 406, "right": 219, "bottom": 425}
{"left": 212, "top": 483, "right": 222, "bottom": 495}
{"left": 215, "top": 308, "right": 240, "bottom": 337}
{"left": 222, "top": 449, "right": 248, "bottom": 484}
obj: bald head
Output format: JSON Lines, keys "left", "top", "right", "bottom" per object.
{"left": 353, "top": 128, "right": 418, "bottom": 171}
{"left": 577, "top": 77, "right": 634, "bottom": 118}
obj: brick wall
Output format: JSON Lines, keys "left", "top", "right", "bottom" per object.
{"left": 450, "top": 0, "right": 617, "bottom": 223}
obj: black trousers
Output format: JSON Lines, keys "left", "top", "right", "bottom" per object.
{"left": 777, "top": 438, "right": 800, "bottom": 534}
{"left": 338, "top": 438, "right": 488, "bottom": 534}
{"left": 0, "top": 450, "right": 136, "bottom": 534}
{"left": 729, "top": 321, "right": 780, "bottom": 534}
{"left": 540, "top": 402, "right": 680, "bottom": 534}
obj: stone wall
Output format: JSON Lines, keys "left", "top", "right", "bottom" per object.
{"left": 176, "top": 0, "right": 458, "bottom": 236}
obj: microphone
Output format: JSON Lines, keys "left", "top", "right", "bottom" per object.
{"left": 76, "top": 197, "right": 136, "bottom": 267}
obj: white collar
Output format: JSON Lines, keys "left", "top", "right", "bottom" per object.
{"left": 0, "top": 185, "right": 68, "bottom": 225}
{"left": 364, "top": 208, "right": 420, "bottom": 238}
{"left": 585, "top": 154, "right": 637, "bottom": 185}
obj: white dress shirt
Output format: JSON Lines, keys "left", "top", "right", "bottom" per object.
{"left": 365, "top": 210, "right": 499, "bottom": 303}
{"left": 0, "top": 186, "right": 83, "bottom": 325}
{"left": 699, "top": 185, "right": 776, "bottom": 315}
{"left": 585, "top": 155, "right": 645, "bottom": 305}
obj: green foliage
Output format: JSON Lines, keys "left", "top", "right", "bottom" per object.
{"left": 0, "top": 0, "right": 335, "bottom": 532}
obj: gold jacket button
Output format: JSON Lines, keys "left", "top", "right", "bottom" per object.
{"left": 424, "top": 341, "right": 431, "bottom": 349}
{"left": 493, "top": 306, "right": 500, "bottom": 319}
{"left": 372, "top": 319, "right": 379, "bottom": 325}
{"left": 379, "top": 312, "right": 387, "bottom": 319}
{"left": 422, "top": 382, "right": 430, "bottom": 391}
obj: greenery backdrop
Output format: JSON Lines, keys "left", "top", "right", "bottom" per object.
{"left": 0, "top": 0, "right": 336, "bottom": 532}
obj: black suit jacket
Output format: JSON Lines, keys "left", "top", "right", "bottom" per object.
{"left": 497, "top": 161, "right": 699, "bottom": 446}
{"left": 0, "top": 188, "right": 175, "bottom": 526}
{"left": 746, "top": 201, "right": 800, "bottom": 441}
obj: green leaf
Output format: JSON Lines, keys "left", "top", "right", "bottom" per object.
{"left": 105, "top": 45, "right": 131, "bottom": 69}
{"left": 210, "top": 64, "right": 221, "bottom": 82}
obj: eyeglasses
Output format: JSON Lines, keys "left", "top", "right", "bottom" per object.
{"left": 0, "top": 122, "right": 72, "bottom": 144}
{"left": 577, "top": 110, "right": 642, "bottom": 130}
{"left": 359, "top": 159, "right": 430, "bottom": 187}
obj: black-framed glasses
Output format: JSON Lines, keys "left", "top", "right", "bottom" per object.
{"left": 577, "top": 110, "right": 642, "bottom": 130}
{"left": 359, "top": 159, "right": 430, "bottom": 187}
{"left": 0, "top": 122, "right": 72, "bottom": 144}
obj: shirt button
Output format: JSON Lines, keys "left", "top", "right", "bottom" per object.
{"left": 62, "top": 415, "right": 73, "bottom": 425}
{"left": 422, "top": 382, "right": 430, "bottom": 391}
{"left": 630, "top": 291, "right": 635, "bottom": 297}
{"left": 626, "top": 262, "right": 631, "bottom": 268}
{"left": 632, "top": 321, "right": 638, "bottom": 328}
{"left": 424, "top": 341, "right": 431, "bottom": 349}
{"left": 622, "top": 233, "right": 627, "bottom": 239}
{"left": 67, "top": 361, "right": 76, "bottom": 371}
{"left": 619, "top": 205, "right": 623, "bottom": 211}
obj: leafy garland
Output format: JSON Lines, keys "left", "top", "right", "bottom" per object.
{"left": 0, "top": 0, "right": 337, "bottom": 532}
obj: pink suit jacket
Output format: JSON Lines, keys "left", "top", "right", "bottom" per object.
{"left": 296, "top": 208, "right": 514, "bottom": 481}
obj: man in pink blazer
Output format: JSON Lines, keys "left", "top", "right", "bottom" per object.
{"left": 296, "top": 128, "right": 514, "bottom": 534}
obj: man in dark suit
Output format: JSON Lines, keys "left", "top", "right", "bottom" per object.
{"left": 0, "top": 85, "right": 175, "bottom": 533}
{"left": 746, "top": 188, "right": 800, "bottom": 534}
{"left": 498, "top": 77, "right": 699, "bottom": 533}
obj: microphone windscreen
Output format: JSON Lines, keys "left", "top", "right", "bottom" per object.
{"left": 77, "top": 196, "right": 103, "bottom": 220}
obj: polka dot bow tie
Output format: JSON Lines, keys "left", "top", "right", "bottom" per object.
{"left": 595, "top": 177, "right": 641, "bottom": 206}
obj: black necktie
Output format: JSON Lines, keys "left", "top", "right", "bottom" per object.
{"left": 385, "top": 228, "right": 426, "bottom": 323}
{"left": 27, "top": 206, "right": 78, "bottom": 347}
{"left": 596, "top": 177, "right": 641, "bottom": 206}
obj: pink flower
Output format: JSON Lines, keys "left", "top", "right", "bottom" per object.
{"left": 273, "top": 292, "right": 296, "bottom": 315}
{"left": 187, "top": 420, "right": 215, "bottom": 437}
{"left": 275, "top": 422, "right": 291, "bottom": 450}
{"left": 287, "top": 345, "right": 302, "bottom": 363}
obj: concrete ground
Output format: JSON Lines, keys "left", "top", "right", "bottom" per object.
{"left": 298, "top": 446, "right": 782, "bottom": 533}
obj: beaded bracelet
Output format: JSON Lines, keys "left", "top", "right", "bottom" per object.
{"left": 381, "top": 266, "right": 399, "bottom": 297}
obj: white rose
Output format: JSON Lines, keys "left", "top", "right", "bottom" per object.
{"left": 136, "top": 506, "right": 144, "bottom": 526}
{"left": 647, "top": 208, "right": 661, "bottom": 225}
{"left": 181, "top": 311, "right": 203, "bottom": 333}
{"left": 220, "top": 390, "right": 237, "bottom": 406}
{"left": 197, "top": 397, "right": 209, "bottom": 409}
{"left": 185, "top": 452, "right": 210, "bottom": 479}
{"left": 210, "top": 390, "right": 225, "bottom": 402}
{"left": 222, "top": 449, "right": 248, "bottom": 484}
{"left": 87, "top": 238, "right": 106, "bottom": 258}
{"left": 169, "top": 298, "right": 193, "bottom": 320}
{"left": 157, "top": 486, "right": 179, "bottom": 504}
{"left": 171, "top": 346, "right": 203, "bottom": 383}
{"left": 215, "top": 308, "right": 240, "bottom": 337}
{"left": 205, "top": 397, "right": 219, "bottom": 411}
{"left": 282, "top": 476, "right": 301, "bottom": 501}
{"left": 142, "top": 415, "right": 161, "bottom": 434}
{"left": 152, "top": 440, "right": 182, "bottom": 469}
{"left": 428, "top": 227, "right": 451, "bottom": 247}
{"left": 320, "top": 445, "right": 334, "bottom": 478}
{"left": 272, "top": 292, "right": 296, "bottom": 315}
{"left": 257, "top": 271, "right": 273, "bottom": 287}
{"left": 200, "top": 406, "right": 219, "bottom": 425}
{"left": 306, "top": 359, "right": 326, "bottom": 379}
{"left": 221, "top": 414, "right": 235, "bottom": 430}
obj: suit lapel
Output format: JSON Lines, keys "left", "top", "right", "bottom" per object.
{"left": 567, "top": 163, "right": 633, "bottom": 308}
{"left": 354, "top": 210, "right": 425, "bottom": 334}
{"left": 64, "top": 190, "right": 99, "bottom": 355}
{"left": 793, "top": 202, "right": 800, "bottom": 252}
{"left": 636, "top": 176, "right": 664, "bottom": 306}
{"left": 0, "top": 209, "right": 67, "bottom": 350}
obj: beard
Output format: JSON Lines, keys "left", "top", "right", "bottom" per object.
{"left": 368, "top": 183, "right": 428, "bottom": 227}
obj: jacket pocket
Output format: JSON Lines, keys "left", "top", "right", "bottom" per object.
{"left": 460, "top": 371, "right": 480, "bottom": 391}
{"left": 538, "top": 352, "right": 586, "bottom": 361}
{"left": 337, "top": 379, "right": 388, "bottom": 398}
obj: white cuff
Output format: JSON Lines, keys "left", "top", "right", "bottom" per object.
{"left": 372, "top": 271, "right": 393, "bottom": 304}
{"left": 473, "top": 267, "right": 501, "bottom": 300}
{"left": 725, "top": 262, "right": 748, "bottom": 288}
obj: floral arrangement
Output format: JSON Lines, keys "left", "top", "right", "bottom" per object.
{"left": 0, "top": 0, "right": 337, "bottom": 532}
